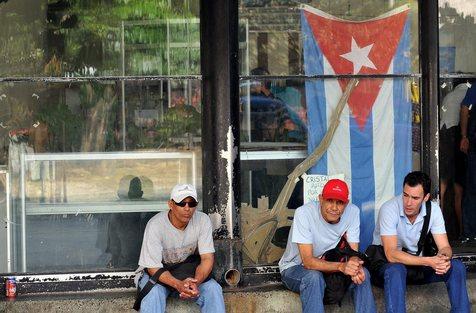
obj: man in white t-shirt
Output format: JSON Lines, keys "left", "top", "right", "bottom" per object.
{"left": 372, "top": 171, "right": 470, "bottom": 313}
{"left": 279, "top": 179, "right": 376, "bottom": 313}
{"left": 136, "top": 184, "right": 225, "bottom": 313}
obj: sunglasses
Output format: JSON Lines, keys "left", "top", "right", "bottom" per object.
{"left": 174, "top": 200, "right": 198, "bottom": 208}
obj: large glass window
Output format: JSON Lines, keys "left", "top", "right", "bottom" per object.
{"left": 438, "top": 0, "right": 476, "bottom": 249}
{"left": 0, "top": 0, "right": 201, "bottom": 274}
{"left": 239, "top": 0, "right": 421, "bottom": 266}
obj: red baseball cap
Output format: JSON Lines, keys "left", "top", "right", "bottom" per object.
{"left": 321, "top": 179, "right": 349, "bottom": 203}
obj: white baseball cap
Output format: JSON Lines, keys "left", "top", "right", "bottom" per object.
{"left": 170, "top": 184, "right": 198, "bottom": 202}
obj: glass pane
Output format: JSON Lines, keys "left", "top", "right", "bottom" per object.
{"left": 438, "top": 78, "right": 469, "bottom": 245}
{"left": 240, "top": 79, "right": 307, "bottom": 147}
{"left": 0, "top": 0, "right": 199, "bottom": 77}
{"left": 0, "top": 80, "right": 202, "bottom": 273}
{"left": 439, "top": 0, "right": 476, "bottom": 74}
{"left": 438, "top": 0, "right": 476, "bottom": 252}
{"left": 240, "top": 77, "right": 420, "bottom": 266}
{"left": 238, "top": 0, "right": 419, "bottom": 75}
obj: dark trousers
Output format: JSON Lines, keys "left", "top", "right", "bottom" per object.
{"left": 375, "top": 260, "right": 470, "bottom": 313}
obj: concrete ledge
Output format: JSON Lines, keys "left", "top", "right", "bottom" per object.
{"left": 2, "top": 274, "right": 476, "bottom": 312}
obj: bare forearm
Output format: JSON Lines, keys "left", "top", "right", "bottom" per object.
{"left": 461, "top": 106, "right": 469, "bottom": 137}
{"left": 438, "top": 246, "right": 452, "bottom": 258}
{"left": 386, "top": 250, "right": 432, "bottom": 266}
{"left": 195, "top": 258, "right": 214, "bottom": 285}
{"left": 147, "top": 268, "right": 181, "bottom": 290}
{"left": 302, "top": 257, "right": 343, "bottom": 273}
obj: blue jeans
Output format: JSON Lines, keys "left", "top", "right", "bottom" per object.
{"left": 377, "top": 260, "right": 470, "bottom": 313}
{"left": 281, "top": 264, "right": 377, "bottom": 313}
{"left": 138, "top": 273, "right": 226, "bottom": 313}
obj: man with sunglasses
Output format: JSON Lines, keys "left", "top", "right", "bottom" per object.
{"left": 136, "top": 184, "right": 225, "bottom": 313}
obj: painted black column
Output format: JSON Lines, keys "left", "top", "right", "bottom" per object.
{"left": 200, "top": 0, "right": 240, "bottom": 237}
{"left": 420, "top": 0, "right": 440, "bottom": 195}
{"left": 200, "top": 0, "right": 241, "bottom": 286}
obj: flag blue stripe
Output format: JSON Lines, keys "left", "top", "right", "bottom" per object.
{"left": 350, "top": 115, "right": 376, "bottom": 250}
{"left": 302, "top": 8, "right": 411, "bottom": 250}
{"left": 393, "top": 18, "right": 412, "bottom": 196}
{"left": 301, "top": 12, "right": 327, "bottom": 175}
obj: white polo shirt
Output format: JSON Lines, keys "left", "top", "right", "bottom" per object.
{"left": 372, "top": 195, "right": 446, "bottom": 255}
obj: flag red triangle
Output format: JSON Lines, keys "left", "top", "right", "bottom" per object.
{"left": 304, "top": 8, "right": 409, "bottom": 129}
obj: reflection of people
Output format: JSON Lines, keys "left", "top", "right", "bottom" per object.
{"left": 460, "top": 83, "right": 476, "bottom": 242}
{"left": 137, "top": 184, "right": 225, "bottom": 313}
{"left": 241, "top": 67, "right": 306, "bottom": 143}
{"left": 106, "top": 176, "right": 150, "bottom": 268}
{"left": 279, "top": 179, "right": 376, "bottom": 313}
{"left": 439, "top": 81, "right": 468, "bottom": 239}
{"left": 372, "top": 171, "right": 470, "bottom": 313}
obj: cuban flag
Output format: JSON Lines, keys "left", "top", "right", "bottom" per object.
{"left": 302, "top": 5, "right": 412, "bottom": 249}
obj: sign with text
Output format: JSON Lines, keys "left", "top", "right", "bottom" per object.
{"left": 302, "top": 173, "right": 346, "bottom": 204}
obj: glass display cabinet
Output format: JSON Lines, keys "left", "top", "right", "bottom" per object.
{"left": 11, "top": 151, "right": 198, "bottom": 272}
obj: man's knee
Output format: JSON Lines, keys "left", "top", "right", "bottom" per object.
{"left": 384, "top": 263, "right": 407, "bottom": 280}
{"left": 141, "top": 283, "right": 168, "bottom": 309}
{"left": 200, "top": 279, "right": 224, "bottom": 298}
{"left": 450, "top": 259, "right": 467, "bottom": 276}
{"left": 301, "top": 270, "right": 325, "bottom": 290}
{"left": 361, "top": 267, "right": 372, "bottom": 285}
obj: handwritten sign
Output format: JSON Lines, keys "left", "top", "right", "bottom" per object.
{"left": 302, "top": 173, "right": 346, "bottom": 204}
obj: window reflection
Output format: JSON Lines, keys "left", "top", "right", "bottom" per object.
{"left": 438, "top": 0, "right": 476, "bottom": 249}
{"left": 238, "top": 0, "right": 419, "bottom": 76}
{"left": 0, "top": 0, "right": 199, "bottom": 77}
{"left": 0, "top": 79, "right": 202, "bottom": 273}
{"left": 439, "top": 0, "right": 476, "bottom": 74}
{"left": 240, "top": 76, "right": 307, "bottom": 146}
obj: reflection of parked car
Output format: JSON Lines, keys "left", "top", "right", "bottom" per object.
{"left": 241, "top": 67, "right": 306, "bottom": 143}
{"left": 241, "top": 91, "right": 306, "bottom": 143}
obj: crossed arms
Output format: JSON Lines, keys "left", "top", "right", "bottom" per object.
{"left": 298, "top": 242, "right": 366, "bottom": 285}
{"left": 146, "top": 253, "right": 214, "bottom": 298}
{"left": 381, "top": 233, "right": 452, "bottom": 274}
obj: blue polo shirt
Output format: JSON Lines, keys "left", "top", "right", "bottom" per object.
{"left": 372, "top": 195, "right": 446, "bottom": 255}
{"left": 462, "top": 85, "right": 476, "bottom": 139}
{"left": 461, "top": 85, "right": 476, "bottom": 108}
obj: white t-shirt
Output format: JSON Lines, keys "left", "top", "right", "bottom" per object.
{"left": 278, "top": 200, "right": 360, "bottom": 273}
{"left": 440, "top": 83, "right": 468, "bottom": 130}
{"left": 138, "top": 210, "right": 215, "bottom": 269}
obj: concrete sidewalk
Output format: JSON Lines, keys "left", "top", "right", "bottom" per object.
{"left": 2, "top": 274, "right": 476, "bottom": 312}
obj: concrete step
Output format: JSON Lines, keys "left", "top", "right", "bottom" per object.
{"left": 2, "top": 274, "right": 476, "bottom": 312}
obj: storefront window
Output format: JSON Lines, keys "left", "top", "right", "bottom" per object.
{"left": 0, "top": 0, "right": 201, "bottom": 274}
{"left": 239, "top": 0, "right": 420, "bottom": 266}
{"left": 438, "top": 0, "right": 476, "bottom": 246}
{"left": 0, "top": 0, "right": 199, "bottom": 77}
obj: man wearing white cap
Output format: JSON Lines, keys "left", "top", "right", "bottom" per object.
{"left": 136, "top": 184, "right": 225, "bottom": 313}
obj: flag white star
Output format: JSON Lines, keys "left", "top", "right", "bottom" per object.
{"left": 340, "top": 37, "right": 377, "bottom": 74}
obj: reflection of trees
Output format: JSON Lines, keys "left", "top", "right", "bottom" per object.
{"left": 80, "top": 85, "right": 118, "bottom": 152}
{"left": 0, "top": 0, "right": 199, "bottom": 155}
{"left": 439, "top": 2, "right": 476, "bottom": 73}
{"left": 0, "top": 0, "right": 195, "bottom": 75}
{"left": 0, "top": 0, "right": 46, "bottom": 75}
